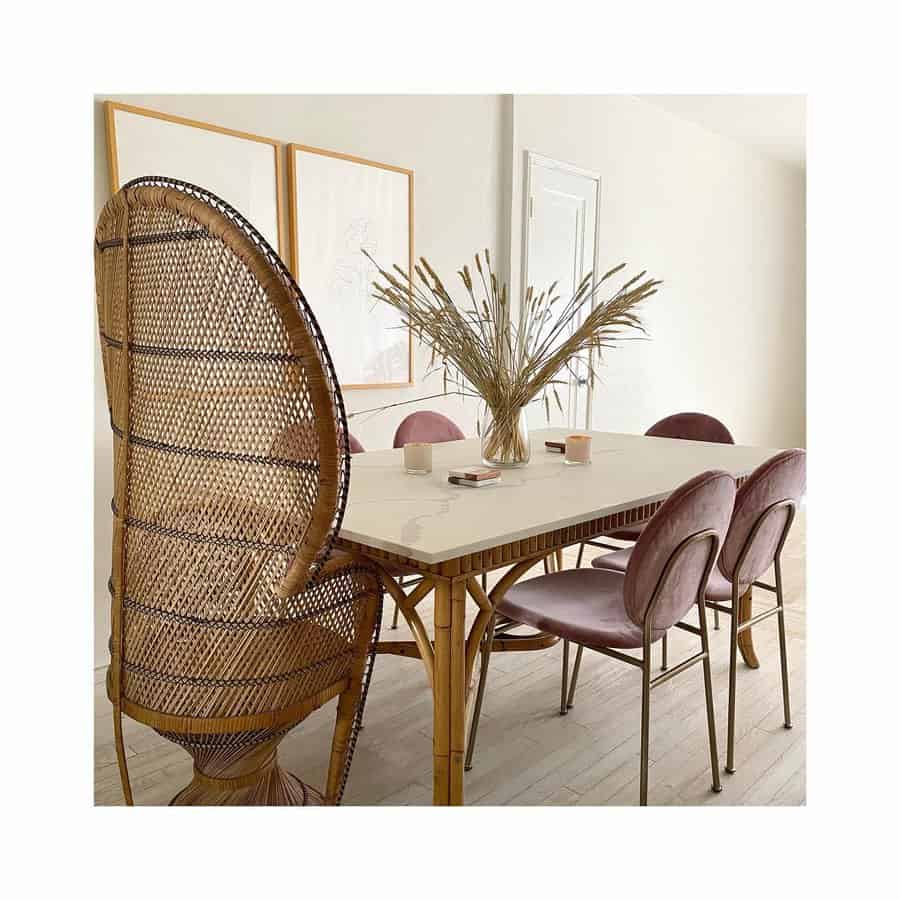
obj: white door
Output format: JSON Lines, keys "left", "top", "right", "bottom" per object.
{"left": 523, "top": 153, "right": 600, "bottom": 430}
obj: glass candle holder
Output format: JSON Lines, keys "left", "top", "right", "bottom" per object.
{"left": 565, "top": 434, "right": 592, "bottom": 465}
{"left": 403, "top": 442, "right": 432, "bottom": 475}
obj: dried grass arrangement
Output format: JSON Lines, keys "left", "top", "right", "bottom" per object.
{"left": 365, "top": 249, "right": 661, "bottom": 466}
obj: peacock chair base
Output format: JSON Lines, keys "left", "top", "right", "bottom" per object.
{"left": 171, "top": 770, "right": 323, "bottom": 807}
{"left": 171, "top": 773, "right": 322, "bottom": 806}
{"left": 166, "top": 732, "right": 323, "bottom": 806}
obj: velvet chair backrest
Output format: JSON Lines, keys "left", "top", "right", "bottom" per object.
{"left": 719, "top": 449, "right": 806, "bottom": 586}
{"left": 272, "top": 423, "right": 364, "bottom": 459}
{"left": 624, "top": 470, "right": 736, "bottom": 631}
{"left": 392, "top": 411, "right": 465, "bottom": 448}
{"left": 646, "top": 412, "right": 735, "bottom": 445}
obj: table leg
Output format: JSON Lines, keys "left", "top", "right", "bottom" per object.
{"left": 450, "top": 578, "right": 467, "bottom": 804}
{"left": 432, "top": 580, "right": 450, "bottom": 804}
{"left": 432, "top": 578, "right": 467, "bottom": 805}
{"left": 736, "top": 586, "right": 761, "bottom": 669}
{"left": 372, "top": 555, "right": 558, "bottom": 805}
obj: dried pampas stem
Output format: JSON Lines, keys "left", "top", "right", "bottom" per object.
{"left": 364, "top": 249, "right": 661, "bottom": 464}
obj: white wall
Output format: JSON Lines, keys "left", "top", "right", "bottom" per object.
{"left": 93, "top": 94, "right": 509, "bottom": 666}
{"left": 511, "top": 95, "right": 806, "bottom": 450}
{"left": 93, "top": 93, "right": 805, "bottom": 667}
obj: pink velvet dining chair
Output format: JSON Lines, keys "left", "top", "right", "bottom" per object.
{"left": 591, "top": 449, "right": 806, "bottom": 774}
{"left": 392, "top": 410, "right": 465, "bottom": 448}
{"left": 465, "top": 470, "right": 737, "bottom": 805}
{"left": 575, "top": 412, "right": 735, "bottom": 566}
{"left": 468, "top": 415, "right": 733, "bottom": 760}
{"left": 386, "top": 411, "right": 466, "bottom": 629}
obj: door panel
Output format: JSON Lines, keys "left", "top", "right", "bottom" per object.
{"left": 524, "top": 155, "right": 600, "bottom": 430}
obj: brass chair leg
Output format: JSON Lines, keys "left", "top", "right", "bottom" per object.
{"left": 464, "top": 617, "right": 495, "bottom": 771}
{"left": 661, "top": 633, "right": 668, "bottom": 671}
{"left": 560, "top": 639, "right": 570, "bottom": 715}
{"left": 726, "top": 585, "right": 740, "bottom": 773}
{"left": 774, "top": 557, "right": 792, "bottom": 728}
{"left": 714, "top": 606, "right": 720, "bottom": 630}
{"left": 566, "top": 644, "right": 583, "bottom": 709}
{"left": 639, "top": 655, "right": 651, "bottom": 806}
{"left": 697, "top": 602, "right": 723, "bottom": 793}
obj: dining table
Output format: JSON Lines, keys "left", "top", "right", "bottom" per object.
{"left": 334, "top": 427, "right": 780, "bottom": 805}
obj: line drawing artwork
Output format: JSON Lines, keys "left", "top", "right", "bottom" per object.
{"left": 290, "top": 145, "right": 412, "bottom": 387}
{"left": 331, "top": 218, "right": 378, "bottom": 312}
{"left": 331, "top": 218, "right": 405, "bottom": 384}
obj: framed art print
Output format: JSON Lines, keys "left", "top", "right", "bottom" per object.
{"left": 288, "top": 143, "right": 414, "bottom": 389}
{"left": 105, "top": 102, "right": 285, "bottom": 255}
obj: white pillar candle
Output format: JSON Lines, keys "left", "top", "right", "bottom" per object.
{"left": 565, "top": 434, "right": 592, "bottom": 465}
{"left": 403, "top": 442, "right": 433, "bottom": 475}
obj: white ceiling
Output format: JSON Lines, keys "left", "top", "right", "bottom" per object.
{"left": 638, "top": 95, "right": 806, "bottom": 169}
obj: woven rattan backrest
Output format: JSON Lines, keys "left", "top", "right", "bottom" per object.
{"left": 95, "top": 177, "right": 355, "bottom": 730}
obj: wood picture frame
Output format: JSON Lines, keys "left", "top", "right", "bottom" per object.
{"left": 287, "top": 143, "right": 414, "bottom": 390}
{"left": 104, "top": 101, "right": 286, "bottom": 256}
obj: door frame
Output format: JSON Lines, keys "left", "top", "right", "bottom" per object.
{"left": 521, "top": 150, "right": 602, "bottom": 429}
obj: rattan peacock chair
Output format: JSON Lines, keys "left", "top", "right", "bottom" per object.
{"left": 95, "top": 176, "right": 382, "bottom": 806}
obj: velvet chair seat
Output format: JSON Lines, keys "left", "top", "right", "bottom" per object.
{"left": 703, "top": 568, "right": 735, "bottom": 604}
{"left": 589, "top": 547, "right": 631, "bottom": 573}
{"left": 606, "top": 524, "right": 644, "bottom": 542}
{"left": 499, "top": 568, "right": 666, "bottom": 650}
{"left": 591, "top": 545, "right": 735, "bottom": 604}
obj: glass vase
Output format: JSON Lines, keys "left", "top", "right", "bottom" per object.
{"left": 480, "top": 403, "right": 530, "bottom": 468}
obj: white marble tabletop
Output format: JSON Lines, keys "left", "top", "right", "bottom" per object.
{"left": 339, "top": 428, "right": 780, "bottom": 564}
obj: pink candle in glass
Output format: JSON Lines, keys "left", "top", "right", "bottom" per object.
{"left": 565, "top": 434, "right": 592, "bottom": 465}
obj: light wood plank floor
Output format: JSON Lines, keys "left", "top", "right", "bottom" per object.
{"left": 95, "top": 514, "right": 805, "bottom": 806}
